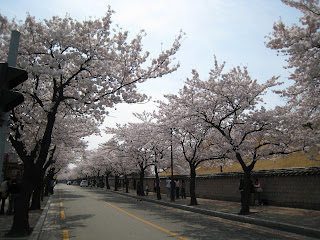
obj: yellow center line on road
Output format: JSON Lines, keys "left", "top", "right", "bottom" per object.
{"left": 206, "top": 216, "right": 305, "bottom": 240}
{"left": 60, "top": 210, "right": 66, "bottom": 220}
{"left": 62, "top": 230, "right": 69, "bottom": 240}
{"left": 59, "top": 199, "right": 68, "bottom": 240}
{"left": 102, "top": 200, "right": 189, "bottom": 240}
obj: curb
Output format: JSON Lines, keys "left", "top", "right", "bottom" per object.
{"left": 112, "top": 190, "right": 320, "bottom": 239}
{"left": 28, "top": 195, "right": 52, "bottom": 240}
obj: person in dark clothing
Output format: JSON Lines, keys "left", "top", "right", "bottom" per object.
{"left": 181, "top": 180, "right": 186, "bottom": 199}
{"left": 7, "top": 179, "right": 20, "bottom": 215}
{"left": 254, "top": 178, "right": 263, "bottom": 205}
{"left": 0, "top": 178, "right": 10, "bottom": 215}
{"left": 175, "top": 179, "right": 180, "bottom": 199}
{"left": 145, "top": 183, "right": 149, "bottom": 196}
{"left": 136, "top": 182, "right": 143, "bottom": 201}
{"left": 153, "top": 180, "right": 156, "bottom": 192}
{"left": 50, "top": 180, "right": 55, "bottom": 194}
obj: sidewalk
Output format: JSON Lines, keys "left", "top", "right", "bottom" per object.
{"left": 0, "top": 196, "right": 49, "bottom": 240}
{"left": 114, "top": 188, "right": 320, "bottom": 239}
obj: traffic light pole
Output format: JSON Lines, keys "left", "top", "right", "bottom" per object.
{"left": 0, "top": 30, "right": 20, "bottom": 181}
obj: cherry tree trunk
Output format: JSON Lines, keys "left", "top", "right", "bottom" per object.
{"left": 8, "top": 164, "right": 40, "bottom": 237}
{"left": 239, "top": 170, "right": 252, "bottom": 215}
{"left": 105, "top": 173, "right": 110, "bottom": 189}
{"left": 30, "top": 171, "right": 44, "bottom": 210}
{"left": 139, "top": 170, "right": 145, "bottom": 196}
{"left": 189, "top": 164, "right": 198, "bottom": 206}
{"left": 29, "top": 186, "right": 41, "bottom": 210}
{"left": 44, "top": 175, "right": 50, "bottom": 196}
{"left": 236, "top": 152, "right": 254, "bottom": 215}
{"left": 155, "top": 166, "right": 161, "bottom": 200}
{"left": 114, "top": 175, "right": 119, "bottom": 191}
{"left": 125, "top": 175, "right": 129, "bottom": 193}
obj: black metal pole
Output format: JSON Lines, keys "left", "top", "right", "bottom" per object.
{"left": 170, "top": 128, "right": 175, "bottom": 201}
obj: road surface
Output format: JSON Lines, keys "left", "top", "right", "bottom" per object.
{"left": 40, "top": 184, "right": 316, "bottom": 240}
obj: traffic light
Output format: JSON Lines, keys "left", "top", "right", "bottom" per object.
{"left": 0, "top": 62, "right": 28, "bottom": 112}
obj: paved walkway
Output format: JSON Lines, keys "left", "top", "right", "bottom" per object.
{"left": 0, "top": 196, "right": 49, "bottom": 240}
{"left": 0, "top": 186, "right": 319, "bottom": 239}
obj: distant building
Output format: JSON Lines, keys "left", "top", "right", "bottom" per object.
{"left": 2, "top": 152, "right": 23, "bottom": 182}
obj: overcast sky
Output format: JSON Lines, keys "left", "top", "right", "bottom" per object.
{"left": 1, "top": 0, "right": 303, "bottom": 149}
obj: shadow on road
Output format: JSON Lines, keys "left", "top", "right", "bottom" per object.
{"left": 62, "top": 214, "right": 95, "bottom": 230}
{"left": 60, "top": 192, "right": 84, "bottom": 201}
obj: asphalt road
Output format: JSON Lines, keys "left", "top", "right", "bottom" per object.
{"left": 43, "top": 184, "right": 316, "bottom": 240}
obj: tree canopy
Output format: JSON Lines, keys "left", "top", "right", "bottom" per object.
{"left": 0, "top": 9, "right": 183, "bottom": 235}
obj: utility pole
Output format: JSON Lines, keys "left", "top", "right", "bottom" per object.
{"left": 170, "top": 128, "right": 175, "bottom": 201}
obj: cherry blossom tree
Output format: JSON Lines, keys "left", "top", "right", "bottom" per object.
{"left": 84, "top": 150, "right": 104, "bottom": 185}
{"left": 40, "top": 142, "right": 83, "bottom": 201}
{"left": 108, "top": 122, "right": 156, "bottom": 195}
{"left": 266, "top": 0, "right": 320, "bottom": 161}
{"left": 0, "top": 9, "right": 183, "bottom": 236}
{"left": 98, "top": 138, "right": 138, "bottom": 191}
{"left": 172, "top": 57, "right": 313, "bottom": 214}
{"left": 156, "top": 91, "right": 227, "bottom": 205}
{"left": 74, "top": 147, "right": 112, "bottom": 186}
{"left": 31, "top": 114, "right": 96, "bottom": 209}
{"left": 89, "top": 144, "right": 116, "bottom": 189}
{"left": 266, "top": 0, "right": 320, "bottom": 125}
{"left": 133, "top": 112, "right": 172, "bottom": 199}
{"left": 148, "top": 130, "right": 171, "bottom": 200}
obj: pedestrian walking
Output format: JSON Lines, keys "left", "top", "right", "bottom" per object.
{"left": 0, "top": 178, "right": 10, "bottom": 215}
{"left": 50, "top": 179, "right": 55, "bottom": 194}
{"left": 7, "top": 179, "right": 20, "bottom": 215}
{"left": 136, "top": 182, "right": 143, "bottom": 201}
{"left": 166, "top": 178, "right": 171, "bottom": 198}
{"left": 181, "top": 180, "right": 186, "bottom": 199}
{"left": 145, "top": 183, "right": 149, "bottom": 195}
{"left": 171, "top": 179, "right": 176, "bottom": 200}
{"left": 175, "top": 179, "right": 180, "bottom": 199}
{"left": 254, "top": 178, "right": 263, "bottom": 205}
{"left": 157, "top": 179, "right": 161, "bottom": 192}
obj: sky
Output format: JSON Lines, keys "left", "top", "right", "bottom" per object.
{"left": 1, "top": 0, "right": 303, "bottom": 149}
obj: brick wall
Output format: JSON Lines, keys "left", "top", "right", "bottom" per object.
{"left": 110, "top": 167, "right": 320, "bottom": 210}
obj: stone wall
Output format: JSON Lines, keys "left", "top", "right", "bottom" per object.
{"left": 110, "top": 167, "right": 320, "bottom": 210}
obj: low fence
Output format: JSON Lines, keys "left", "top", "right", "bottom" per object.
{"left": 109, "top": 167, "right": 320, "bottom": 210}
